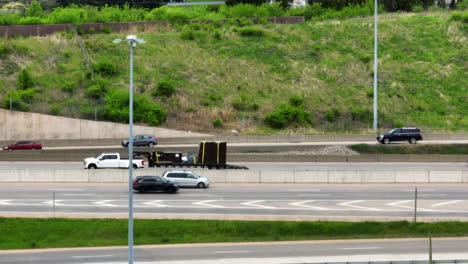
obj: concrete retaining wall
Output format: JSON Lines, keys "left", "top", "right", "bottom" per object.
{"left": 1, "top": 169, "right": 467, "bottom": 183}
{"left": 0, "top": 109, "right": 208, "bottom": 141}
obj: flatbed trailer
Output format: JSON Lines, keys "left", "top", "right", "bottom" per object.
{"left": 133, "top": 141, "right": 248, "bottom": 170}
{"left": 152, "top": 162, "right": 248, "bottom": 170}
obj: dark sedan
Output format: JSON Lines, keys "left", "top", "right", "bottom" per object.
{"left": 3, "top": 141, "right": 42, "bottom": 150}
{"left": 133, "top": 176, "right": 179, "bottom": 193}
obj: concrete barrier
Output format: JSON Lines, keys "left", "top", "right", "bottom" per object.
{"left": 1, "top": 168, "right": 467, "bottom": 183}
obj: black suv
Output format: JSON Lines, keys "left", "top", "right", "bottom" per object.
{"left": 133, "top": 176, "right": 179, "bottom": 193}
{"left": 377, "top": 127, "right": 423, "bottom": 144}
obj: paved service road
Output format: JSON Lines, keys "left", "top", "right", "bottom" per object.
{"left": 0, "top": 238, "right": 467, "bottom": 264}
{"left": 0, "top": 162, "right": 466, "bottom": 170}
{"left": 1, "top": 183, "right": 468, "bottom": 220}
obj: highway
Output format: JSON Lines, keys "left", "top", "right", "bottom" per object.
{"left": 0, "top": 238, "right": 467, "bottom": 264}
{"left": 0, "top": 161, "right": 466, "bottom": 170}
{"left": 1, "top": 183, "right": 468, "bottom": 220}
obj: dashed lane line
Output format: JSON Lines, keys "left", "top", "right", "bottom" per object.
{"left": 289, "top": 200, "right": 328, "bottom": 210}
{"left": 431, "top": 200, "right": 463, "bottom": 207}
{"left": 241, "top": 200, "right": 275, "bottom": 209}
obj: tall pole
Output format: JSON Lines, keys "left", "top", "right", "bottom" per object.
{"left": 128, "top": 40, "right": 134, "bottom": 264}
{"left": 373, "top": 0, "right": 378, "bottom": 132}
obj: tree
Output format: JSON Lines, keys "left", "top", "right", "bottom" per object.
{"left": 25, "top": 1, "right": 44, "bottom": 17}
{"left": 17, "top": 69, "right": 33, "bottom": 90}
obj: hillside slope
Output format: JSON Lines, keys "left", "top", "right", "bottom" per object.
{"left": 0, "top": 12, "right": 466, "bottom": 134}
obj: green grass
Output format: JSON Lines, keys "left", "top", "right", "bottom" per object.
{"left": 0, "top": 11, "right": 466, "bottom": 134}
{"left": 1, "top": 218, "right": 468, "bottom": 249}
{"left": 350, "top": 144, "right": 468, "bottom": 154}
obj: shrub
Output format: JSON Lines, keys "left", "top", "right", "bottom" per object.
{"left": 201, "top": 93, "right": 223, "bottom": 106}
{"left": 92, "top": 61, "right": 117, "bottom": 76}
{"left": 324, "top": 108, "right": 341, "bottom": 122}
{"left": 102, "top": 26, "right": 112, "bottom": 34}
{"left": 49, "top": 105, "right": 61, "bottom": 115}
{"left": 351, "top": 106, "right": 372, "bottom": 123}
{"left": 288, "top": 94, "right": 304, "bottom": 107}
{"left": 86, "top": 85, "right": 102, "bottom": 99}
{"left": 152, "top": 80, "right": 176, "bottom": 97}
{"left": 2, "top": 89, "right": 36, "bottom": 111}
{"left": 17, "top": 68, "right": 33, "bottom": 90}
{"left": 181, "top": 28, "right": 196, "bottom": 40}
{"left": 62, "top": 80, "right": 76, "bottom": 93}
{"left": 213, "top": 118, "right": 223, "bottom": 128}
{"left": 48, "top": 6, "right": 88, "bottom": 24}
{"left": 232, "top": 94, "right": 258, "bottom": 111}
{"left": 0, "top": 13, "right": 21, "bottom": 26}
{"left": 18, "top": 17, "right": 46, "bottom": 25}
{"left": 238, "top": 27, "right": 264, "bottom": 37}
{"left": 265, "top": 104, "right": 313, "bottom": 129}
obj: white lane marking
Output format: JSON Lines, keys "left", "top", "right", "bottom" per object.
{"left": 142, "top": 200, "right": 168, "bottom": 207}
{"left": 387, "top": 200, "right": 413, "bottom": 210}
{"left": 47, "top": 189, "right": 84, "bottom": 191}
{"left": 287, "top": 189, "right": 321, "bottom": 192}
{"left": 339, "top": 247, "right": 381, "bottom": 250}
{"left": 60, "top": 194, "right": 96, "bottom": 196}
{"left": 289, "top": 200, "right": 327, "bottom": 210}
{"left": 179, "top": 194, "right": 214, "bottom": 197}
{"left": 72, "top": 255, "right": 112, "bottom": 259}
{"left": 93, "top": 200, "right": 118, "bottom": 207}
{"left": 211, "top": 251, "right": 250, "bottom": 254}
{"left": 0, "top": 200, "right": 12, "bottom": 205}
{"left": 338, "top": 200, "right": 381, "bottom": 211}
{"left": 298, "top": 194, "right": 332, "bottom": 197}
{"left": 386, "top": 200, "right": 435, "bottom": 212}
{"left": 241, "top": 200, "right": 275, "bottom": 209}
{"left": 431, "top": 200, "right": 463, "bottom": 207}
{"left": 43, "top": 200, "right": 65, "bottom": 206}
{"left": 193, "top": 200, "right": 225, "bottom": 208}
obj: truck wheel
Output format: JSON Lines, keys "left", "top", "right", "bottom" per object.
{"left": 148, "top": 142, "right": 154, "bottom": 148}
{"left": 409, "top": 138, "right": 417, "bottom": 144}
{"left": 88, "top": 164, "right": 97, "bottom": 169}
{"left": 197, "top": 182, "right": 205, "bottom": 188}
{"left": 133, "top": 164, "right": 138, "bottom": 169}
{"left": 383, "top": 138, "right": 390, "bottom": 144}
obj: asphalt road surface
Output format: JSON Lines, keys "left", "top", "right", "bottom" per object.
{"left": 2, "top": 183, "right": 468, "bottom": 221}
{"left": 0, "top": 161, "right": 466, "bottom": 170}
{"left": 1, "top": 238, "right": 467, "bottom": 264}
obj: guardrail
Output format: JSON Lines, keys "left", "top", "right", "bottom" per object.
{"left": 314, "top": 260, "right": 468, "bottom": 264}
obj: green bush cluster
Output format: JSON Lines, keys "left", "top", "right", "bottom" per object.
{"left": 17, "top": 68, "right": 34, "bottom": 90}
{"left": 92, "top": 61, "right": 117, "bottom": 76}
{"left": 265, "top": 104, "right": 313, "bottom": 129}
{"left": 324, "top": 108, "right": 340, "bottom": 122}
{"left": 152, "top": 79, "right": 176, "bottom": 97}
{"left": 2, "top": 89, "right": 36, "bottom": 112}
{"left": 103, "top": 90, "right": 167, "bottom": 126}
{"left": 238, "top": 27, "right": 264, "bottom": 36}
{"left": 213, "top": 118, "right": 223, "bottom": 128}
{"left": 231, "top": 94, "right": 259, "bottom": 111}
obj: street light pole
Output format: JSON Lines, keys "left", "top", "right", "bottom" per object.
{"left": 373, "top": 0, "right": 378, "bottom": 132}
{"left": 113, "top": 35, "right": 145, "bottom": 264}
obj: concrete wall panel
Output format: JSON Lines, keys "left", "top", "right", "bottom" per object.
{"left": 19, "top": 169, "right": 54, "bottom": 182}
{"left": 260, "top": 170, "right": 294, "bottom": 183}
{"left": 395, "top": 170, "right": 429, "bottom": 183}
{"left": 294, "top": 170, "right": 328, "bottom": 183}
{"left": 226, "top": 170, "right": 259, "bottom": 183}
{"left": 360, "top": 170, "right": 395, "bottom": 183}
{"left": 88, "top": 170, "right": 126, "bottom": 183}
{"left": 429, "top": 171, "right": 463, "bottom": 183}
{"left": 54, "top": 169, "right": 88, "bottom": 182}
{"left": 328, "top": 170, "right": 360, "bottom": 183}
{"left": 0, "top": 170, "right": 20, "bottom": 181}
{"left": 463, "top": 171, "right": 468, "bottom": 183}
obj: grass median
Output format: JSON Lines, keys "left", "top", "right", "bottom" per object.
{"left": 2, "top": 218, "right": 468, "bottom": 249}
{"left": 350, "top": 144, "right": 468, "bottom": 155}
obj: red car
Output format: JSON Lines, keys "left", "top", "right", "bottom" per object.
{"left": 3, "top": 141, "right": 42, "bottom": 150}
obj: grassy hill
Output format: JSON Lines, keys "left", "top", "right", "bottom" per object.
{"left": 0, "top": 11, "right": 466, "bottom": 134}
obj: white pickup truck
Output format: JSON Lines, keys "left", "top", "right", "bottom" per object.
{"left": 83, "top": 153, "right": 145, "bottom": 169}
